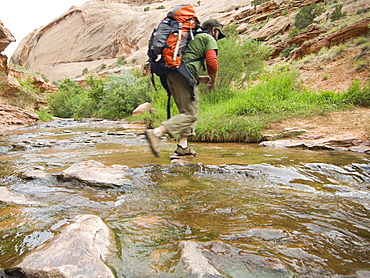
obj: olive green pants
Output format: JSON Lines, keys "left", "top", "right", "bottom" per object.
{"left": 162, "top": 70, "right": 199, "bottom": 138}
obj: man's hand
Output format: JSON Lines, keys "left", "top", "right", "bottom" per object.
{"left": 207, "top": 73, "right": 217, "bottom": 90}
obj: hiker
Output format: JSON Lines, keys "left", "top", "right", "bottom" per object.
{"left": 145, "top": 18, "right": 225, "bottom": 157}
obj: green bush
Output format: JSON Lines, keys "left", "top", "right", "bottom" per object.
{"left": 35, "top": 108, "right": 53, "bottom": 121}
{"left": 216, "top": 25, "right": 272, "bottom": 89}
{"left": 294, "top": 4, "right": 325, "bottom": 30}
{"left": 48, "top": 79, "right": 89, "bottom": 118}
{"left": 116, "top": 56, "right": 127, "bottom": 67}
{"left": 99, "top": 69, "right": 152, "bottom": 118}
{"left": 251, "top": 0, "right": 269, "bottom": 8}
{"left": 342, "top": 79, "right": 370, "bottom": 107}
{"left": 356, "top": 8, "right": 369, "bottom": 15}
{"left": 282, "top": 44, "right": 298, "bottom": 58}
{"left": 331, "top": 4, "right": 346, "bottom": 21}
{"left": 86, "top": 75, "right": 106, "bottom": 105}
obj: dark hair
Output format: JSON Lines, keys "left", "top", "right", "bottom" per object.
{"left": 201, "top": 19, "right": 223, "bottom": 31}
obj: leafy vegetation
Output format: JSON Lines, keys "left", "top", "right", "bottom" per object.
{"left": 251, "top": 0, "right": 269, "bottom": 8}
{"left": 216, "top": 25, "right": 272, "bottom": 89}
{"left": 331, "top": 4, "right": 346, "bottom": 21}
{"left": 294, "top": 4, "right": 325, "bottom": 30}
{"left": 48, "top": 69, "right": 152, "bottom": 119}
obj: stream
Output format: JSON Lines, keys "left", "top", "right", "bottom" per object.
{"left": 0, "top": 118, "right": 369, "bottom": 277}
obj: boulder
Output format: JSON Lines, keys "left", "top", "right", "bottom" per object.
{"left": 56, "top": 160, "right": 132, "bottom": 187}
{"left": 6, "top": 214, "right": 115, "bottom": 278}
{"left": 132, "top": 102, "right": 152, "bottom": 116}
{"left": 252, "top": 16, "right": 291, "bottom": 41}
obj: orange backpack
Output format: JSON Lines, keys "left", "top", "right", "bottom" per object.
{"left": 148, "top": 4, "right": 200, "bottom": 75}
{"left": 147, "top": 5, "right": 202, "bottom": 118}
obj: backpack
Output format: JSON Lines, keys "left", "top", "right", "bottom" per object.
{"left": 147, "top": 5, "right": 202, "bottom": 118}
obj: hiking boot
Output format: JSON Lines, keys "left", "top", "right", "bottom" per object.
{"left": 145, "top": 129, "right": 161, "bottom": 157}
{"left": 174, "top": 145, "right": 196, "bottom": 156}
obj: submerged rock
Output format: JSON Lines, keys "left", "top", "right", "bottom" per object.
{"left": 179, "top": 241, "right": 226, "bottom": 277}
{"left": 178, "top": 240, "right": 292, "bottom": 277}
{"left": 6, "top": 214, "right": 114, "bottom": 278}
{"left": 0, "top": 187, "right": 44, "bottom": 206}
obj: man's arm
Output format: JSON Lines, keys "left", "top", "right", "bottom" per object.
{"left": 205, "top": 49, "right": 218, "bottom": 90}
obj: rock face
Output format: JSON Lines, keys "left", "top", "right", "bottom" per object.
{"left": 11, "top": 0, "right": 370, "bottom": 81}
{"left": 1, "top": 20, "right": 57, "bottom": 115}
{"left": 6, "top": 214, "right": 115, "bottom": 278}
{"left": 289, "top": 18, "right": 370, "bottom": 59}
{"left": 0, "top": 104, "right": 40, "bottom": 128}
{"left": 10, "top": 0, "right": 248, "bottom": 81}
{"left": 0, "top": 20, "right": 15, "bottom": 53}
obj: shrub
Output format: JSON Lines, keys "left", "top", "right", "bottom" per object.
{"left": 288, "top": 28, "right": 299, "bottom": 38}
{"left": 86, "top": 75, "right": 106, "bottom": 104}
{"left": 216, "top": 25, "right": 272, "bottom": 89}
{"left": 35, "top": 108, "right": 53, "bottom": 121}
{"left": 251, "top": 0, "right": 269, "bottom": 8}
{"left": 342, "top": 79, "right": 370, "bottom": 107}
{"left": 99, "top": 69, "right": 152, "bottom": 118}
{"left": 294, "top": 4, "right": 325, "bottom": 30}
{"left": 48, "top": 79, "right": 89, "bottom": 118}
{"left": 356, "top": 8, "right": 369, "bottom": 15}
{"left": 116, "top": 56, "right": 127, "bottom": 67}
{"left": 331, "top": 4, "right": 346, "bottom": 21}
{"left": 282, "top": 44, "right": 298, "bottom": 58}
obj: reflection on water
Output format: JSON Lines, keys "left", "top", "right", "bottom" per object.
{"left": 0, "top": 119, "right": 369, "bottom": 277}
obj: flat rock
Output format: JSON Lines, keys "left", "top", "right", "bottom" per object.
{"left": 0, "top": 187, "right": 44, "bottom": 206}
{"left": 56, "top": 160, "right": 132, "bottom": 187}
{"left": 260, "top": 137, "right": 370, "bottom": 154}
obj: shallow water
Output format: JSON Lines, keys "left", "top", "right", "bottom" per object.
{"left": 0, "top": 119, "right": 369, "bottom": 277}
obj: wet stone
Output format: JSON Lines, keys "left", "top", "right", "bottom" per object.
{"left": 178, "top": 240, "right": 292, "bottom": 277}
{"left": 56, "top": 160, "right": 132, "bottom": 188}
{"left": 5, "top": 214, "right": 115, "bottom": 278}
{"left": 0, "top": 187, "right": 44, "bottom": 206}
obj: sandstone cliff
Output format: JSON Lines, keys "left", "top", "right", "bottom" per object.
{"left": 1, "top": 20, "right": 56, "bottom": 127}
{"left": 11, "top": 0, "right": 252, "bottom": 81}
{"left": 9, "top": 0, "right": 370, "bottom": 83}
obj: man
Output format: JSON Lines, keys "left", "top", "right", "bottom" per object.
{"left": 145, "top": 19, "right": 225, "bottom": 158}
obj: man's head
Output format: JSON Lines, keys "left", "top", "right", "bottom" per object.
{"left": 201, "top": 19, "right": 225, "bottom": 40}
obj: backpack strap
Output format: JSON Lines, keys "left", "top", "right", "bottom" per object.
{"left": 178, "top": 57, "right": 204, "bottom": 100}
{"left": 159, "top": 74, "right": 172, "bottom": 119}
{"left": 162, "top": 57, "right": 204, "bottom": 119}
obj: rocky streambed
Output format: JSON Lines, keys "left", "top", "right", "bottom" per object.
{"left": 0, "top": 119, "right": 369, "bottom": 277}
